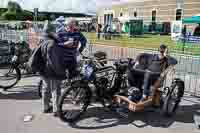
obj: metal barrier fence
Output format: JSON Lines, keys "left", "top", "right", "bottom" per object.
{"left": 88, "top": 43, "right": 200, "bottom": 96}
{"left": 0, "top": 29, "right": 43, "bottom": 42}
{"left": 0, "top": 29, "right": 200, "bottom": 96}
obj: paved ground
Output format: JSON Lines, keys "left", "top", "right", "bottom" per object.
{"left": 0, "top": 76, "right": 200, "bottom": 133}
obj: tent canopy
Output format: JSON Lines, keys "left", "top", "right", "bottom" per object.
{"left": 183, "top": 15, "right": 200, "bottom": 24}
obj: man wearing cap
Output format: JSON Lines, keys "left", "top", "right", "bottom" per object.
{"left": 38, "top": 20, "right": 61, "bottom": 117}
{"left": 128, "top": 44, "right": 168, "bottom": 102}
{"left": 141, "top": 44, "right": 168, "bottom": 101}
{"left": 40, "top": 18, "right": 87, "bottom": 116}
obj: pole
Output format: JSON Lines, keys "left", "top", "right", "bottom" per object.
{"left": 34, "top": 8, "right": 38, "bottom": 27}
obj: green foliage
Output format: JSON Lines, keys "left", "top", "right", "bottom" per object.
{"left": 21, "top": 11, "right": 33, "bottom": 20}
{"left": 0, "top": 8, "right": 8, "bottom": 16}
{"left": 0, "top": 1, "right": 34, "bottom": 21}
{"left": 37, "top": 14, "right": 48, "bottom": 21}
{"left": 0, "top": 11, "right": 33, "bottom": 21}
{"left": 1, "top": 1, "right": 47, "bottom": 21}
{"left": 7, "top": 1, "right": 22, "bottom": 13}
{"left": 1, "top": 12, "right": 17, "bottom": 20}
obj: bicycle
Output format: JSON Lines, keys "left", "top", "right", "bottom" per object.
{"left": 37, "top": 51, "right": 108, "bottom": 98}
{"left": 0, "top": 41, "right": 32, "bottom": 90}
{"left": 57, "top": 55, "right": 130, "bottom": 122}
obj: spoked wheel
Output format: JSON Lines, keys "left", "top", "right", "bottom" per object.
{"left": 58, "top": 83, "right": 91, "bottom": 122}
{"left": 0, "top": 64, "right": 21, "bottom": 90}
{"left": 161, "top": 79, "right": 185, "bottom": 117}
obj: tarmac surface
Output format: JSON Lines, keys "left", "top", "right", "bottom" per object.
{"left": 0, "top": 75, "right": 199, "bottom": 133}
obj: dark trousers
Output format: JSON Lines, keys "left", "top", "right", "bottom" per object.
{"left": 143, "top": 72, "right": 160, "bottom": 96}
{"left": 128, "top": 69, "right": 160, "bottom": 96}
{"left": 128, "top": 69, "right": 144, "bottom": 90}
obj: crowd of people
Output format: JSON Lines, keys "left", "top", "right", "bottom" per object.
{"left": 95, "top": 21, "right": 121, "bottom": 40}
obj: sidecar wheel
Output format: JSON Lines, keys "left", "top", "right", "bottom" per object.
{"left": 161, "top": 79, "right": 184, "bottom": 117}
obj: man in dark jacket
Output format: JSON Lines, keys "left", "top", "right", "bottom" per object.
{"left": 128, "top": 44, "right": 168, "bottom": 102}
{"left": 40, "top": 19, "right": 87, "bottom": 116}
{"left": 141, "top": 44, "right": 168, "bottom": 101}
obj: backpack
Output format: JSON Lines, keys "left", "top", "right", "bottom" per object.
{"left": 28, "top": 44, "right": 46, "bottom": 73}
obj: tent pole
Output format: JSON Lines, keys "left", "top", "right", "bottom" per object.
{"left": 182, "top": 25, "right": 186, "bottom": 54}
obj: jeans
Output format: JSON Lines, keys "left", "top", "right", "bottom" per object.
{"left": 143, "top": 72, "right": 160, "bottom": 96}
{"left": 128, "top": 69, "right": 160, "bottom": 96}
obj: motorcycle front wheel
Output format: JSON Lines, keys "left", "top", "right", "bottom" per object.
{"left": 58, "top": 81, "right": 91, "bottom": 122}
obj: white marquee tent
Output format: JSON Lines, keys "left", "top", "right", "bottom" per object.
{"left": 0, "top": 0, "right": 96, "bottom": 15}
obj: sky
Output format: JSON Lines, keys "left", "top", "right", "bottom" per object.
{"left": 0, "top": 0, "right": 142, "bottom": 14}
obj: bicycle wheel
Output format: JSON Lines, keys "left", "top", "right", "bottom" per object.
{"left": 161, "top": 79, "right": 184, "bottom": 117}
{"left": 58, "top": 82, "right": 91, "bottom": 122}
{"left": 0, "top": 64, "right": 21, "bottom": 90}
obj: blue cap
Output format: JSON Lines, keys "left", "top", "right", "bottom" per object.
{"left": 55, "top": 16, "right": 65, "bottom": 23}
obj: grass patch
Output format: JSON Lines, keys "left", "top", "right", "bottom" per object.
{"left": 83, "top": 32, "right": 200, "bottom": 56}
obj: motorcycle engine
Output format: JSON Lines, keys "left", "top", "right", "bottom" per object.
{"left": 96, "top": 77, "right": 109, "bottom": 89}
{"left": 95, "top": 77, "right": 109, "bottom": 96}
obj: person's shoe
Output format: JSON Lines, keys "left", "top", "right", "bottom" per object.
{"left": 53, "top": 112, "right": 59, "bottom": 117}
{"left": 43, "top": 107, "right": 53, "bottom": 114}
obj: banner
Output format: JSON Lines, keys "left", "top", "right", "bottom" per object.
{"left": 180, "top": 35, "right": 200, "bottom": 43}
{"left": 171, "top": 21, "right": 182, "bottom": 41}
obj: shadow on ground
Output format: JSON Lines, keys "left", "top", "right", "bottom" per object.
{"left": 0, "top": 85, "right": 40, "bottom": 100}
{"left": 69, "top": 102, "right": 199, "bottom": 130}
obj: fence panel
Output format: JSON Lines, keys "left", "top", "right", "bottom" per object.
{"left": 1, "top": 29, "right": 200, "bottom": 96}
{"left": 89, "top": 43, "right": 200, "bottom": 97}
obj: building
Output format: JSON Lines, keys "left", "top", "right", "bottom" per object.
{"left": 97, "top": 0, "right": 200, "bottom": 27}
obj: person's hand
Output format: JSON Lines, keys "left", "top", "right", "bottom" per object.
{"left": 64, "top": 41, "right": 74, "bottom": 47}
{"left": 79, "top": 47, "right": 84, "bottom": 54}
{"left": 146, "top": 69, "right": 151, "bottom": 73}
{"left": 133, "top": 61, "right": 139, "bottom": 68}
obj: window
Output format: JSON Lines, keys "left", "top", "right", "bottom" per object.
{"left": 134, "top": 11, "right": 137, "bottom": 17}
{"left": 110, "top": 14, "right": 113, "bottom": 25}
{"left": 120, "top": 12, "right": 123, "bottom": 17}
{"left": 152, "top": 10, "right": 156, "bottom": 22}
{"left": 104, "top": 14, "right": 107, "bottom": 25}
{"left": 176, "top": 9, "right": 182, "bottom": 20}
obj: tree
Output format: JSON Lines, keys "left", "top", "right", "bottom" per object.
{"left": 0, "top": 1, "right": 33, "bottom": 21}
{"left": 7, "top": 1, "right": 22, "bottom": 13}
{"left": 1, "top": 12, "right": 17, "bottom": 20}
{"left": 0, "top": 8, "right": 8, "bottom": 16}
